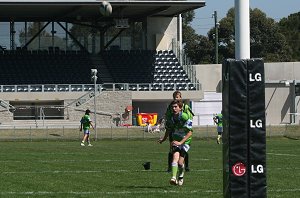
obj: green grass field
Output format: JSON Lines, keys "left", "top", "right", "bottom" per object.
{"left": 0, "top": 138, "right": 299, "bottom": 198}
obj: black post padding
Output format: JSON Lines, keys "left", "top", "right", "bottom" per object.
{"left": 222, "top": 59, "right": 266, "bottom": 198}
{"left": 247, "top": 59, "right": 267, "bottom": 198}
{"left": 222, "top": 59, "right": 249, "bottom": 198}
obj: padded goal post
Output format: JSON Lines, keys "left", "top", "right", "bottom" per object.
{"left": 222, "top": 59, "right": 266, "bottom": 198}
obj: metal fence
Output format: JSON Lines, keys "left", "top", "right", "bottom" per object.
{"left": 0, "top": 124, "right": 298, "bottom": 141}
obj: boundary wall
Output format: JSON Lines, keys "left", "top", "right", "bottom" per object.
{"left": 194, "top": 62, "right": 300, "bottom": 125}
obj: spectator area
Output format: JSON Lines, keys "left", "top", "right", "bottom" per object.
{"left": 152, "top": 50, "right": 194, "bottom": 90}
{"left": 101, "top": 50, "right": 155, "bottom": 83}
{"left": 0, "top": 49, "right": 195, "bottom": 90}
{"left": 0, "top": 49, "right": 93, "bottom": 85}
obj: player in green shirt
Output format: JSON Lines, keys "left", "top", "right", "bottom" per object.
{"left": 165, "top": 91, "right": 194, "bottom": 172}
{"left": 80, "top": 109, "right": 94, "bottom": 146}
{"left": 213, "top": 112, "right": 223, "bottom": 144}
{"left": 158, "top": 99, "right": 193, "bottom": 186}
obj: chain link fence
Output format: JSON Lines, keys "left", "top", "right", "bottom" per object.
{"left": 0, "top": 124, "right": 298, "bottom": 141}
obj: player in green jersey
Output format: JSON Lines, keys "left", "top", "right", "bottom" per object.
{"left": 165, "top": 90, "right": 194, "bottom": 172}
{"left": 159, "top": 100, "right": 193, "bottom": 186}
{"left": 213, "top": 112, "right": 223, "bottom": 144}
{"left": 80, "top": 109, "right": 94, "bottom": 146}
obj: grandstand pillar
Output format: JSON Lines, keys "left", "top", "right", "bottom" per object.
{"left": 100, "top": 31, "right": 105, "bottom": 51}
{"left": 177, "top": 14, "right": 183, "bottom": 65}
{"left": 51, "top": 22, "right": 56, "bottom": 47}
{"left": 10, "top": 21, "right": 15, "bottom": 50}
{"left": 38, "top": 22, "right": 41, "bottom": 49}
{"left": 91, "top": 25, "right": 96, "bottom": 54}
{"left": 142, "top": 20, "right": 147, "bottom": 49}
{"left": 65, "top": 22, "right": 69, "bottom": 50}
{"left": 25, "top": 22, "right": 28, "bottom": 44}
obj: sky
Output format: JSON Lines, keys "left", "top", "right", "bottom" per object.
{"left": 191, "top": 0, "right": 300, "bottom": 36}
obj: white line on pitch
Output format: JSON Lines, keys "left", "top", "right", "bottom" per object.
{"left": 267, "top": 152, "right": 297, "bottom": 157}
{"left": 0, "top": 189, "right": 222, "bottom": 196}
{"left": 1, "top": 189, "right": 299, "bottom": 196}
{"left": 269, "top": 189, "right": 300, "bottom": 192}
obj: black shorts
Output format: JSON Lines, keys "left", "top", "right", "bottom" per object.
{"left": 171, "top": 146, "right": 187, "bottom": 158}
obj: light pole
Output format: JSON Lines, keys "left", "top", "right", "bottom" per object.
{"left": 91, "top": 69, "right": 98, "bottom": 140}
{"left": 213, "top": 11, "right": 219, "bottom": 64}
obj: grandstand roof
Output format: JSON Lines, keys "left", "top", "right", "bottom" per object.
{"left": 0, "top": 0, "right": 205, "bottom": 22}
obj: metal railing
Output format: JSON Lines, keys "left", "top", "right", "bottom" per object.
{"left": 0, "top": 82, "right": 202, "bottom": 93}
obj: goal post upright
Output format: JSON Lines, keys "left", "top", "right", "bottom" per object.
{"left": 222, "top": 1, "right": 267, "bottom": 197}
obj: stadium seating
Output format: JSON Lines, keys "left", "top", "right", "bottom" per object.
{"left": 100, "top": 50, "right": 155, "bottom": 84}
{"left": 0, "top": 49, "right": 96, "bottom": 85}
{"left": 152, "top": 50, "right": 196, "bottom": 90}
{"left": 0, "top": 49, "right": 196, "bottom": 91}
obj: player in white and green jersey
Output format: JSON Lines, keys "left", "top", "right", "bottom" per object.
{"left": 158, "top": 99, "right": 193, "bottom": 186}
{"left": 164, "top": 90, "right": 194, "bottom": 172}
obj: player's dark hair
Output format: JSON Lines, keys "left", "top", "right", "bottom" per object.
{"left": 171, "top": 99, "right": 183, "bottom": 108}
{"left": 85, "top": 109, "right": 91, "bottom": 114}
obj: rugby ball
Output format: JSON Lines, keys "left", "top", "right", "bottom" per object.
{"left": 99, "top": 1, "right": 112, "bottom": 17}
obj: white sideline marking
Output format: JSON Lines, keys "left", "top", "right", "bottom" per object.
{"left": 1, "top": 189, "right": 299, "bottom": 196}
{"left": 0, "top": 189, "right": 222, "bottom": 195}
{"left": 267, "top": 152, "right": 297, "bottom": 157}
{"left": 270, "top": 189, "right": 300, "bottom": 192}
{"left": 274, "top": 167, "right": 300, "bottom": 170}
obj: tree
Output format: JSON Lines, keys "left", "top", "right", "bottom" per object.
{"left": 19, "top": 22, "right": 66, "bottom": 50}
{"left": 69, "top": 23, "right": 94, "bottom": 49}
{"left": 69, "top": 21, "right": 144, "bottom": 51}
{"left": 208, "top": 8, "right": 235, "bottom": 62}
{"left": 278, "top": 12, "right": 300, "bottom": 61}
{"left": 182, "top": 11, "right": 214, "bottom": 64}
{"left": 183, "top": 26, "right": 213, "bottom": 64}
{"left": 19, "top": 22, "right": 49, "bottom": 49}
{"left": 207, "top": 8, "right": 292, "bottom": 62}
{"left": 250, "top": 8, "right": 291, "bottom": 62}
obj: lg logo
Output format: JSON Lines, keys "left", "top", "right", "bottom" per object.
{"left": 232, "top": 162, "right": 246, "bottom": 176}
{"left": 250, "top": 119, "right": 263, "bottom": 128}
{"left": 249, "top": 73, "right": 262, "bottom": 81}
{"left": 232, "top": 163, "right": 264, "bottom": 176}
{"left": 251, "top": 165, "right": 264, "bottom": 173}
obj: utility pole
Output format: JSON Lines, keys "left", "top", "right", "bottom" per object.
{"left": 213, "top": 11, "right": 219, "bottom": 64}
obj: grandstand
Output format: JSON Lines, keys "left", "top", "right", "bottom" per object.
{"left": 0, "top": 48, "right": 198, "bottom": 89}
{"left": 0, "top": 49, "right": 93, "bottom": 85}
{"left": 0, "top": 1, "right": 298, "bottom": 128}
{"left": 0, "top": 0, "right": 204, "bottom": 127}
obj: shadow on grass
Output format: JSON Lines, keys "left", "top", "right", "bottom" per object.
{"left": 117, "top": 185, "right": 169, "bottom": 190}
{"left": 283, "top": 135, "right": 299, "bottom": 140}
